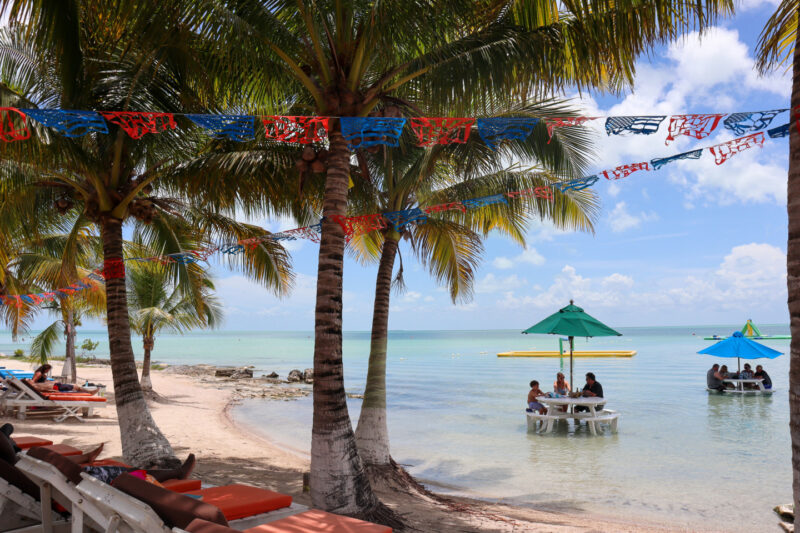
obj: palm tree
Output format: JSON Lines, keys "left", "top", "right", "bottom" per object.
{"left": 127, "top": 259, "right": 223, "bottom": 393}
{"left": 756, "top": 5, "right": 800, "bottom": 527}
{"left": 351, "top": 102, "right": 598, "bottom": 471}
{"left": 202, "top": 0, "right": 733, "bottom": 518}
{"left": 14, "top": 215, "right": 105, "bottom": 383}
{"left": 0, "top": 5, "right": 292, "bottom": 468}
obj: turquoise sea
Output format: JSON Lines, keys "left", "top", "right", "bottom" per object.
{"left": 0, "top": 325, "right": 791, "bottom": 531}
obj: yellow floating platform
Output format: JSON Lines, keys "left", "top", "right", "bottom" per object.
{"left": 497, "top": 350, "right": 637, "bottom": 358}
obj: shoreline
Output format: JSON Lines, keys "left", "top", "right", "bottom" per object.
{"left": 0, "top": 358, "right": 713, "bottom": 532}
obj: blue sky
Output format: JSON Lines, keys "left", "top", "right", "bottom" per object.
{"left": 24, "top": 2, "right": 792, "bottom": 332}
{"left": 202, "top": 2, "right": 790, "bottom": 331}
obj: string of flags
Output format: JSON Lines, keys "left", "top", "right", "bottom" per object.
{"left": 0, "top": 107, "right": 793, "bottom": 308}
{"left": 0, "top": 184, "right": 556, "bottom": 308}
{"left": 0, "top": 106, "right": 793, "bottom": 150}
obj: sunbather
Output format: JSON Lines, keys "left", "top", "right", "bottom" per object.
{"left": 0, "top": 423, "right": 195, "bottom": 485}
{"left": 31, "top": 364, "right": 97, "bottom": 394}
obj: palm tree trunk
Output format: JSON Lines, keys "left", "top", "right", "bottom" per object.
{"left": 790, "top": 23, "right": 800, "bottom": 532}
{"left": 355, "top": 235, "right": 399, "bottom": 466}
{"left": 310, "top": 124, "right": 378, "bottom": 514}
{"left": 101, "top": 217, "right": 177, "bottom": 468}
{"left": 141, "top": 335, "right": 153, "bottom": 391}
{"left": 61, "top": 307, "right": 77, "bottom": 384}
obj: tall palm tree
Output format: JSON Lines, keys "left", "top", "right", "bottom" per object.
{"left": 756, "top": 4, "right": 800, "bottom": 527}
{"left": 127, "top": 259, "right": 223, "bottom": 393}
{"left": 351, "top": 102, "right": 598, "bottom": 470}
{"left": 14, "top": 215, "right": 105, "bottom": 382}
{"left": 202, "top": 0, "right": 733, "bottom": 518}
{"left": 0, "top": 4, "right": 292, "bottom": 468}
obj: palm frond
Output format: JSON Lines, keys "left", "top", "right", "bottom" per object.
{"left": 29, "top": 319, "right": 63, "bottom": 365}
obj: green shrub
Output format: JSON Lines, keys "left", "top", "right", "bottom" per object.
{"left": 13, "top": 349, "right": 24, "bottom": 357}
{"left": 80, "top": 339, "right": 99, "bottom": 358}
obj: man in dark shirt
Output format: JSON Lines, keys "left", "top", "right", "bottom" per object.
{"left": 707, "top": 363, "right": 725, "bottom": 391}
{"left": 576, "top": 372, "right": 603, "bottom": 412}
{"left": 754, "top": 365, "right": 772, "bottom": 389}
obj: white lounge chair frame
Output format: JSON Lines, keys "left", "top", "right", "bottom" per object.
{"left": 0, "top": 472, "right": 71, "bottom": 533}
{"left": 15, "top": 454, "right": 109, "bottom": 533}
{"left": 0, "top": 376, "right": 106, "bottom": 422}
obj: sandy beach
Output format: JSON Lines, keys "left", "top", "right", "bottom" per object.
{"left": 0, "top": 358, "right": 709, "bottom": 532}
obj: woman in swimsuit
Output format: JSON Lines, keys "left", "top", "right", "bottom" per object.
{"left": 553, "top": 372, "right": 570, "bottom": 395}
{"left": 32, "top": 364, "right": 96, "bottom": 394}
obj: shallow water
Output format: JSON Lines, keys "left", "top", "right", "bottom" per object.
{"left": 2, "top": 325, "right": 791, "bottom": 530}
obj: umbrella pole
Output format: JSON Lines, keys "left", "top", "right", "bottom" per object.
{"left": 569, "top": 336, "right": 574, "bottom": 393}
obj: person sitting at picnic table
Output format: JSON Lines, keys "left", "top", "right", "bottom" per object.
{"left": 31, "top": 364, "right": 97, "bottom": 394}
{"left": 575, "top": 372, "right": 603, "bottom": 412}
{"left": 754, "top": 365, "right": 772, "bottom": 389}
{"left": 527, "top": 380, "right": 547, "bottom": 414}
{"left": 740, "top": 363, "right": 754, "bottom": 379}
{"left": 553, "top": 372, "right": 570, "bottom": 395}
{"left": 707, "top": 364, "right": 725, "bottom": 392}
{"left": 717, "top": 364, "right": 735, "bottom": 383}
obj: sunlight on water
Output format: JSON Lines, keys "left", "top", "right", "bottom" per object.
{"left": 2, "top": 325, "right": 790, "bottom": 530}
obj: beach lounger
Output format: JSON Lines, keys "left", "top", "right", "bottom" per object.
{"left": 180, "top": 511, "right": 393, "bottom": 533}
{"left": 0, "top": 459, "right": 72, "bottom": 533}
{"left": 17, "top": 449, "right": 306, "bottom": 531}
{"left": 0, "top": 370, "right": 35, "bottom": 380}
{"left": 10, "top": 437, "right": 53, "bottom": 451}
{"left": 74, "top": 473, "right": 389, "bottom": 533}
{"left": 0, "top": 376, "right": 107, "bottom": 422}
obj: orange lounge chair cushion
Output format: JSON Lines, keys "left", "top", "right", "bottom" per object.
{"left": 40, "top": 443, "right": 83, "bottom": 457}
{"left": 184, "top": 484, "right": 292, "bottom": 521}
{"left": 162, "top": 478, "right": 202, "bottom": 492}
{"left": 41, "top": 393, "right": 107, "bottom": 402}
{"left": 185, "top": 512, "right": 392, "bottom": 533}
{"left": 112, "top": 473, "right": 228, "bottom": 529}
{"left": 248, "top": 510, "right": 392, "bottom": 533}
{"left": 12, "top": 436, "right": 54, "bottom": 449}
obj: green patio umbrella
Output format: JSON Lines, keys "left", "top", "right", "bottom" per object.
{"left": 523, "top": 300, "right": 622, "bottom": 391}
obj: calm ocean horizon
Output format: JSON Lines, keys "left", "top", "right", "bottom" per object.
{"left": 1, "top": 324, "right": 791, "bottom": 531}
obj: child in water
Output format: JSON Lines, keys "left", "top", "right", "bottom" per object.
{"left": 527, "top": 380, "right": 548, "bottom": 414}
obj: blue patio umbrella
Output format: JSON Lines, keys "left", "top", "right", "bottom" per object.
{"left": 698, "top": 331, "right": 782, "bottom": 373}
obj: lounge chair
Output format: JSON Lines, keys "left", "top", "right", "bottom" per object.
{"left": 16, "top": 449, "right": 306, "bottom": 531}
{"left": 0, "top": 458, "right": 72, "bottom": 532}
{"left": 0, "top": 370, "right": 35, "bottom": 380}
{"left": 181, "top": 511, "right": 393, "bottom": 533}
{"left": 0, "top": 376, "right": 107, "bottom": 422}
{"left": 12, "top": 436, "right": 202, "bottom": 492}
{"left": 10, "top": 437, "right": 53, "bottom": 450}
{"left": 74, "top": 473, "right": 391, "bottom": 533}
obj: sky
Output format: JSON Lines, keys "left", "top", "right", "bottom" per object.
{"left": 22, "top": 2, "right": 794, "bottom": 332}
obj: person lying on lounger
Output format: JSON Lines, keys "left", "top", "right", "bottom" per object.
{"left": 31, "top": 364, "right": 97, "bottom": 394}
{"left": 0, "top": 423, "right": 195, "bottom": 485}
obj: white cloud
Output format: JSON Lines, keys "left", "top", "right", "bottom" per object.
{"left": 402, "top": 291, "right": 422, "bottom": 303}
{"left": 493, "top": 247, "right": 546, "bottom": 270}
{"left": 568, "top": 27, "right": 789, "bottom": 206}
{"left": 496, "top": 243, "right": 786, "bottom": 316}
{"left": 214, "top": 272, "right": 317, "bottom": 323}
{"left": 492, "top": 257, "right": 514, "bottom": 269}
{"left": 475, "top": 273, "right": 526, "bottom": 294}
{"left": 608, "top": 202, "right": 658, "bottom": 232}
{"left": 738, "top": 0, "right": 780, "bottom": 9}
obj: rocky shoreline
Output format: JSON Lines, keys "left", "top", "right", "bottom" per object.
{"left": 160, "top": 363, "right": 366, "bottom": 401}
